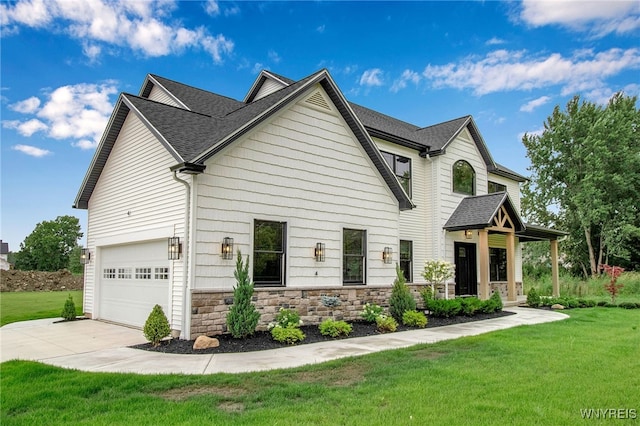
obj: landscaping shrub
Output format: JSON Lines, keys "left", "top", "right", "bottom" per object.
{"left": 601, "top": 264, "right": 625, "bottom": 304}
{"left": 143, "top": 304, "right": 171, "bottom": 347}
{"left": 402, "top": 310, "right": 427, "bottom": 328}
{"left": 420, "top": 286, "right": 434, "bottom": 307}
{"left": 226, "top": 251, "right": 261, "bottom": 339}
{"left": 273, "top": 308, "right": 302, "bottom": 328}
{"left": 460, "top": 297, "right": 482, "bottom": 316}
{"left": 526, "top": 288, "right": 541, "bottom": 308}
{"left": 389, "top": 264, "right": 416, "bottom": 322}
{"left": 360, "top": 303, "right": 384, "bottom": 322}
{"left": 60, "top": 294, "right": 77, "bottom": 321}
{"left": 428, "top": 299, "right": 462, "bottom": 318}
{"left": 376, "top": 315, "right": 398, "bottom": 333}
{"left": 490, "top": 290, "right": 503, "bottom": 311}
{"left": 271, "top": 326, "right": 305, "bottom": 344}
{"left": 319, "top": 319, "right": 353, "bottom": 337}
{"left": 618, "top": 302, "right": 639, "bottom": 310}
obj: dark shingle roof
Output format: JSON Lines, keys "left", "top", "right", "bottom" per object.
{"left": 444, "top": 192, "right": 525, "bottom": 232}
{"left": 416, "top": 116, "right": 470, "bottom": 151}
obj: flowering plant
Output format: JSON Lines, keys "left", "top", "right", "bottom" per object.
{"left": 360, "top": 303, "right": 384, "bottom": 322}
{"left": 273, "top": 307, "right": 302, "bottom": 328}
{"left": 600, "top": 264, "right": 625, "bottom": 304}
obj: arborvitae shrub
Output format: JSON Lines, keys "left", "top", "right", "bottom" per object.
{"left": 143, "top": 304, "right": 171, "bottom": 347}
{"left": 490, "top": 290, "right": 503, "bottom": 311}
{"left": 389, "top": 264, "right": 416, "bottom": 322}
{"left": 226, "top": 251, "right": 261, "bottom": 338}
{"left": 526, "top": 288, "right": 541, "bottom": 308}
{"left": 61, "top": 294, "right": 77, "bottom": 321}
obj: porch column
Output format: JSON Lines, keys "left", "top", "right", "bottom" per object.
{"left": 550, "top": 239, "right": 560, "bottom": 297}
{"left": 478, "top": 229, "right": 490, "bottom": 300}
{"left": 506, "top": 232, "right": 516, "bottom": 301}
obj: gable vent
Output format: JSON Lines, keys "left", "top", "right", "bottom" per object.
{"left": 305, "top": 91, "right": 331, "bottom": 111}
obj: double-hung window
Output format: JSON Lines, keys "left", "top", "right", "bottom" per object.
{"left": 343, "top": 228, "right": 366, "bottom": 284}
{"left": 253, "top": 220, "right": 286, "bottom": 286}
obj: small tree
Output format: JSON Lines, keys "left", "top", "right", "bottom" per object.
{"left": 143, "top": 304, "right": 171, "bottom": 347}
{"left": 422, "top": 259, "right": 455, "bottom": 299}
{"left": 61, "top": 294, "right": 77, "bottom": 321}
{"left": 226, "top": 251, "right": 261, "bottom": 338}
{"left": 600, "top": 264, "right": 625, "bottom": 304}
{"left": 389, "top": 263, "right": 416, "bottom": 322}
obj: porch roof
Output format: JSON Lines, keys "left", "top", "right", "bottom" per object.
{"left": 443, "top": 192, "right": 525, "bottom": 233}
{"left": 517, "top": 224, "right": 568, "bottom": 242}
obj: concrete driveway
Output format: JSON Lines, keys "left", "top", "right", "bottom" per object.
{"left": 0, "top": 308, "right": 569, "bottom": 375}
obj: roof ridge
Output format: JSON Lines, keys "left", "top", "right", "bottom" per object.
{"left": 418, "top": 115, "right": 471, "bottom": 131}
{"left": 149, "top": 74, "right": 243, "bottom": 107}
{"left": 123, "top": 93, "right": 213, "bottom": 118}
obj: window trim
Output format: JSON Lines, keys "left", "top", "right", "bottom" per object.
{"left": 381, "top": 151, "right": 412, "bottom": 198}
{"left": 253, "top": 219, "right": 287, "bottom": 287}
{"left": 489, "top": 247, "right": 507, "bottom": 281}
{"left": 488, "top": 181, "right": 507, "bottom": 194}
{"left": 452, "top": 160, "right": 476, "bottom": 196}
{"left": 343, "top": 228, "right": 366, "bottom": 285}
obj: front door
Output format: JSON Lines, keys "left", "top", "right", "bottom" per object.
{"left": 455, "top": 242, "right": 477, "bottom": 296}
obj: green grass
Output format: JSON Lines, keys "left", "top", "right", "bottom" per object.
{"left": 2, "top": 308, "right": 639, "bottom": 425}
{"left": 0, "top": 291, "right": 83, "bottom": 326}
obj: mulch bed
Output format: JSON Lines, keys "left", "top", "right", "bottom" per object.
{"left": 132, "top": 310, "right": 515, "bottom": 355}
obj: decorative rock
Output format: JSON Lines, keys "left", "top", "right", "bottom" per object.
{"left": 193, "top": 335, "right": 220, "bottom": 350}
{"left": 551, "top": 304, "right": 565, "bottom": 310}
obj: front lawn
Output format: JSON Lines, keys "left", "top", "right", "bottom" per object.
{"left": 2, "top": 308, "right": 639, "bottom": 425}
{"left": 0, "top": 291, "right": 83, "bottom": 326}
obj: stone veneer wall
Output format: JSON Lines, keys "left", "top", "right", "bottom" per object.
{"left": 489, "top": 282, "right": 523, "bottom": 298}
{"left": 190, "top": 284, "right": 457, "bottom": 337}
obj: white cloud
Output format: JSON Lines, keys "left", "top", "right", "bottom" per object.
{"left": 252, "top": 62, "right": 264, "bottom": 74}
{"left": 9, "top": 96, "right": 40, "bottom": 113}
{"left": 359, "top": 69, "right": 384, "bottom": 87}
{"left": 1, "top": 0, "right": 234, "bottom": 63}
{"left": 268, "top": 50, "right": 281, "bottom": 63}
{"left": 3, "top": 82, "right": 118, "bottom": 149}
{"left": 391, "top": 69, "right": 421, "bottom": 93}
{"left": 224, "top": 6, "right": 240, "bottom": 17}
{"left": 204, "top": 0, "right": 220, "bottom": 16}
{"left": 520, "top": 95, "right": 552, "bottom": 112}
{"left": 422, "top": 48, "right": 640, "bottom": 96}
{"left": 316, "top": 24, "right": 325, "bottom": 33}
{"left": 486, "top": 37, "right": 506, "bottom": 45}
{"left": 12, "top": 144, "right": 52, "bottom": 157}
{"left": 520, "top": 0, "right": 640, "bottom": 37}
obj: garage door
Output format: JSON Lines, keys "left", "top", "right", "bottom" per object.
{"left": 98, "top": 240, "right": 170, "bottom": 328}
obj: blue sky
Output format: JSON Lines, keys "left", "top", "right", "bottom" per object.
{"left": 1, "top": 0, "right": 639, "bottom": 251}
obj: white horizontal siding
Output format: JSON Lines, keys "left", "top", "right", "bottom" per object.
{"left": 147, "top": 85, "right": 182, "bottom": 107}
{"left": 488, "top": 173, "right": 522, "bottom": 213}
{"left": 86, "top": 112, "right": 187, "bottom": 329}
{"left": 193, "top": 87, "right": 400, "bottom": 290}
{"left": 254, "top": 78, "right": 287, "bottom": 101}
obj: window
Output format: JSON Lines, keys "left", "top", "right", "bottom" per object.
{"left": 453, "top": 160, "right": 475, "bottom": 195}
{"left": 382, "top": 151, "right": 412, "bottom": 197}
{"left": 343, "top": 228, "right": 366, "bottom": 284}
{"left": 103, "top": 268, "right": 116, "bottom": 279}
{"left": 135, "top": 267, "right": 152, "bottom": 280}
{"left": 154, "top": 267, "right": 169, "bottom": 280}
{"left": 253, "top": 220, "right": 286, "bottom": 286}
{"left": 490, "top": 248, "right": 507, "bottom": 281}
{"left": 117, "top": 268, "right": 132, "bottom": 279}
{"left": 400, "top": 240, "right": 413, "bottom": 282}
{"left": 488, "top": 181, "right": 507, "bottom": 193}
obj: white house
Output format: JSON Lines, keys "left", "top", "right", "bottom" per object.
{"left": 74, "top": 69, "right": 564, "bottom": 338}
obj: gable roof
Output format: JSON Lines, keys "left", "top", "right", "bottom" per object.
{"left": 443, "top": 192, "right": 525, "bottom": 232}
{"left": 74, "top": 69, "right": 415, "bottom": 211}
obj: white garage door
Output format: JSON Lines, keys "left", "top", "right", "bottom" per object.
{"left": 98, "top": 240, "right": 170, "bottom": 328}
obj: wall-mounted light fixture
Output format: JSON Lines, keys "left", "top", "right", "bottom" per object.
{"left": 465, "top": 229, "right": 473, "bottom": 240}
{"left": 168, "top": 237, "right": 182, "bottom": 260}
{"left": 80, "top": 248, "right": 91, "bottom": 264}
{"left": 314, "top": 242, "right": 325, "bottom": 262}
{"left": 383, "top": 247, "right": 393, "bottom": 264}
{"left": 221, "top": 237, "right": 234, "bottom": 260}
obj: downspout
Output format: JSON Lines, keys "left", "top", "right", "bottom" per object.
{"left": 172, "top": 171, "right": 191, "bottom": 339}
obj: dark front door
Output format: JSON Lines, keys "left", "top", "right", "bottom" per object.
{"left": 455, "top": 242, "right": 477, "bottom": 296}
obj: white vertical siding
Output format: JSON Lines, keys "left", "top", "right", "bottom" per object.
{"left": 147, "top": 85, "right": 182, "bottom": 108}
{"left": 86, "top": 112, "right": 187, "bottom": 329}
{"left": 193, "top": 86, "right": 400, "bottom": 290}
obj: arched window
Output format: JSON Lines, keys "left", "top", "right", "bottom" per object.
{"left": 453, "top": 160, "right": 475, "bottom": 195}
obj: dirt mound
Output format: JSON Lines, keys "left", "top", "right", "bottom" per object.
{"left": 0, "top": 269, "right": 84, "bottom": 292}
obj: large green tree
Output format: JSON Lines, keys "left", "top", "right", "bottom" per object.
{"left": 522, "top": 93, "right": 640, "bottom": 277}
{"left": 14, "top": 215, "right": 83, "bottom": 272}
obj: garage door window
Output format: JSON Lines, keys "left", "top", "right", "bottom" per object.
{"left": 135, "top": 268, "right": 152, "bottom": 279}
{"left": 155, "top": 267, "right": 169, "bottom": 280}
{"left": 103, "top": 268, "right": 116, "bottom": 279}
{"left": 118, "top": 268, "right": 132, "bottom": 279}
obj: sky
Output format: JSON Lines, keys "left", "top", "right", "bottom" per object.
{"left": 1, "top": 0, "right": 639, "bottom": 251}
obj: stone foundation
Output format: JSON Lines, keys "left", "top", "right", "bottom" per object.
{"left": 489, "top": 282, "right": 523, "bottom": 298}
{"left": 190, "top": 283, "right": 456, "bottom": 337}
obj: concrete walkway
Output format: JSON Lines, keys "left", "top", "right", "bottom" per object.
{"left": 0, "top": 308, "right": 568, "bottom": 375}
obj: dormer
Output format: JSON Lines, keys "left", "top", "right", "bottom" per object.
{"left": 244, "top": 70, "right": 294, "bottom": 103}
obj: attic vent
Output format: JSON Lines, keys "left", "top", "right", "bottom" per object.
{"left": 305, "top": 91, "right": 331, "bottom": 111}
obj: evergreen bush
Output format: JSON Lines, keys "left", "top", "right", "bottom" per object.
{"left": 226, "top": 251, "right": 261, "bottom": 338}
{"left": 389, "top": 264, "right": 416, "bottom": 322}
{"left": 143, "top": 304, "right": 171, "bottom": 347}
{"left": 61, "top": 294, "right": 77, "bottom": 321}
{"left": 526, "top": 288, "right": 541, "bottom": 308}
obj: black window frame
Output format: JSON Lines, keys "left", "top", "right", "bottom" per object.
{"left": 489, "top": 247, "right": 507, "bottom": 281}
{"left": 253, "top": 219, "right": 287, "bottom": 287}
{"left": 382, "top": 151, "right": 412, "bottom": 198}
{"left": 400, "top": 240, "right": 413, "bottom": 282}
{"left": 343, "top": 228, "right": 366, "bottom": 285}
{"left": 488, "top": 181, "right": 507, "bottom": 194}
{"left": 452, "top": 160, "right": 475, "bottom": 196}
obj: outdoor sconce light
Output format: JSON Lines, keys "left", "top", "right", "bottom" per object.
{"left": 465, "top": 229, "right": 473, "bottom": 240}
{"left": 221, "top": 237, "right": 234, "bottom": 260}
{"left": 383, "top": 247, "right": 393, "bottom": 264}
{"left": 168, "top": 237, "right": 182, "bottom": 260}
{"left": 314, "top": 242, "right": 325, "bottom": 262}
{"left": 80, "top": 248, "right": 91, "bottom": 264}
